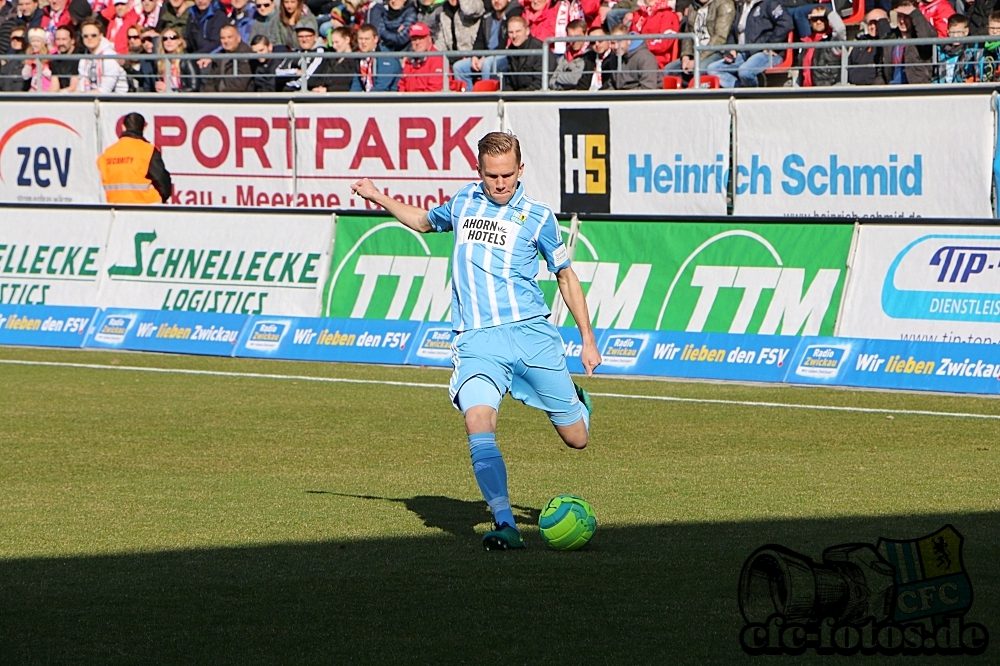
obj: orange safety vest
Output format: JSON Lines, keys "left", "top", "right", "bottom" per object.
{"left": 97, "top": 136, "right": 161, "bottom": 205}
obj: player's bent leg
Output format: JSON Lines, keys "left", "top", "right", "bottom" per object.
{"left": 550, "top": 401, "right": 589, "bottom": 450}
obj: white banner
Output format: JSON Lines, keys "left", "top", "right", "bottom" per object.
{"left": 0, "top": 210, "right": 111, "bottom": 306}
{"left": 97, "top": 210, "right": 334, "bottom": 316}
{"left": 99, "top": 101, "right": 499, "bottom": 211}
{"left": 505, "top": 100, "right": 730, "bottom": 215}
{"left": 0, "top": 102, "right": 102, "bottom": 204}
{"left": 840, "top": 224, "right": 1000, "bottom": 344}
{"left": 733, "top": 96, "right": 994, "bottom": 219}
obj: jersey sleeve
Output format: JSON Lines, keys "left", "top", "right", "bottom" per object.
{"left": 537, "top": 209, "right": 571, "bottom": 273}
{"left": 426, "top": 197, "right": 455, "bottom": 232}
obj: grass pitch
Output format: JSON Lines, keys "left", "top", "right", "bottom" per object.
{"left": 1, "top": 346, "right": 998, "bottom": 665}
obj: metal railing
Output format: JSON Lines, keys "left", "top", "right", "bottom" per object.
{"left": 4, "top": 31, "right": 1000, "bottom": 94}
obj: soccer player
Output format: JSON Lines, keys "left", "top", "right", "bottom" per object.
{"left": 351, "top": 132, "right": 602, "bottom": 551}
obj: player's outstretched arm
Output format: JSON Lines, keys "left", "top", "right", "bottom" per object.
{"left": 556, "top": 267, "right": 602, "bottom": 377}
{"left": 351, "top": 178, "right": 432, "bottom": 233}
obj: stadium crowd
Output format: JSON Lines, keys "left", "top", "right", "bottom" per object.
{"left": 1, "top": 0, "right": 999, "bottom": 92}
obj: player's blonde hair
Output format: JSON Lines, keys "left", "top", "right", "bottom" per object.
{"left": 478, "top": 132, "right": 521, "bottom": 166}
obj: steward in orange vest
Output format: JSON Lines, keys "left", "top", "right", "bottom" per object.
{"left": 97, "top": 113, "right": 172, "bottom": 204}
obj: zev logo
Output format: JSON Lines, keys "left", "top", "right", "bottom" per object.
{"left": 560, "top": 109, "right": 610, "bottom": 214}
{"left": 0, "top": 118, "right": 78, "bottom": 188}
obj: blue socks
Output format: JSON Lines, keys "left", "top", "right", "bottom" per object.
{"left": 468, "top": 432, "right": 516, "bottom": 529}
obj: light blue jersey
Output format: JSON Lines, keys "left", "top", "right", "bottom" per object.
{"left": 426, "top": 182, "right": 571, "bottom": 332}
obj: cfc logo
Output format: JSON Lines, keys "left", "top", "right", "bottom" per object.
{"left": 559, "top": 109, "right": 610, "bottom": 214}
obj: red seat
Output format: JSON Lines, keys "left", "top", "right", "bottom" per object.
{"left": 842, "top": 0, "right": 864, "bottom": 24}
{"left": 663, "top": 74, "right": 683, "bottom": 89}
{"left": 765, "top": 32, "right": 795, "bottom": 74}
{"left": 688, "top": 74, "right": 720, "bottom": 89}
{"left": 472, "top": 79, "right": 500, "bottom": 92}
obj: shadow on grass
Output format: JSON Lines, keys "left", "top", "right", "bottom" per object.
{"left": 0, "top": 507, "right": 996, "bottom": 665}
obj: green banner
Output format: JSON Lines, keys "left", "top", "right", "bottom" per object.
{"left": 567, "top": 221, "right": 853, "bottom": 334}
{"left": 323, "top": 216, "right": 853, "bottom": 336}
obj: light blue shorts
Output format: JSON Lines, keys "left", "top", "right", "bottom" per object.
{"left": 449, "top": 316, "right": 581, "bottom": 424}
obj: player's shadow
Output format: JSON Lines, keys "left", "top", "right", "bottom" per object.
{"left": 306, "top": 491, "right": 540, "bottom": 539}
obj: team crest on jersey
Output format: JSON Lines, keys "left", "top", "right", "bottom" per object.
{"left": 512, "top": 212, "right": 528, "bottom": 225}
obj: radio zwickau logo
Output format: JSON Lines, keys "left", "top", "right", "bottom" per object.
{"left": 738, "top": 525, "right": 988, "bottom": 656}
{"left": 559, "top": 109, "right": 610, "bottom": 214}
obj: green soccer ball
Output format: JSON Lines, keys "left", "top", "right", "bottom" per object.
{"left": 538, "top": 494, "right": 597, "bottom": 551}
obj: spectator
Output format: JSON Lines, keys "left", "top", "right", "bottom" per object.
{"left": 504, "top": 14, "right": 542, "bottom": 89}
{"left": 522, "top": 0, "right": 583, "bottom": 54}
{"left": 266, "top": 0, "right": 316, "bottom": 49}
{"left": 1, "top": 0, "right": 16, "bottom": 57}
{"left": 586, "top": 25, "right": 616, "bottom": 88}
{"left": 280, "top": 19, "right": 339, "bottom": 90}
{"left": 205, "top": 22, "right": 253, "bottom": 89}
{"left": 249, "top": 33, "right": 281, "bottom": 89}
{"left": 137, "top": 0, "right": 163, "bottom": 31}
{"left": 186, "top": 0, "right": 228, "bottom": 80}
{"left": 970, "top": 0, "right": 998, "bottom": 34}
{"left": 549, "top": 18, "right": 596, "bottom": 87}
{"left": 325, "top": 24, "right": 357, "bottom": 89}
{"left": 76, "top": 18, "right": 129, "bottom": 92}
{"left": 155, "top": 26, "right": 199, "bottom": 89}
{"left": 51, "top": 24, "right": 78, "bottom": 90}
{"left": 979, "top": 9, "right": 1000, "bottom": 81}
{"left": 122, "top": 24, "right": 145, "bottom": 88}
{"left": 798, "top": 4, "right": 843, "bottom": 86}
{"left": 1, "top": 25, "right": 27, "bottom": 90}
{"left": 452, "top": 0, "right": 519, "bottom": 90}
{"left": 847, "top": 8, "right": 886, "bottom": 84}
{"left": 607, "top": 23, "right": 660, "bottom": 87}
{"left": 706, "top": 0, "right": 792, "bottom": 88}
{"left": 98, "top": 112, "right": 172, "bottom": 204}
{"left": 632, "top": 0, "right": 680, "bottom": 68}
{"left": 367, "top": 0, "right": 416, "bottom": 51}
{"left": 102, "top": 0, "right": 141, "bottom": 54}
{"left": 251, "top": 0, "right": 275, "bottom": 37}
{"left": 228, "top": 0, "right": 256, "bottom": 42}
{"left": 670, "top": 0, "right": 734, "bottom": 80}
{"left": 135, "top": 27, "right": 160, "bottom": 90}
{"left": 605, "top": 0, "right": 637, "bottom": 31}
{"left": 68, "top": 0, "right": 92, "bottom": 30}
{"left": 350, "top": 23, "right": 401, "bottom": 89}
{"left": 434, "top": 0, "right": 482, "bottom": 56}
{"left": 935, "top": 14, "right": 979, "bottom": 81}
{"left": 920, "top": 0, "right": 954, "bottom": 37}
{"left": 398, "top": 20, "right": 444, "bottom": 89}
{"left": 877, "top": 0, "right": 935, "bottom": 84}
{"left": 22, "top": 26, "right": 59, "bottom": 90}
{"left": 158, "top": 0, "right": 193, "bottom": 33}
{"left": 16, "top": 0, "right": 48, "bottom": 32}
{"left": 43, "top": 0, "right": 72, "bottom": 44}
{"left": 784, "top": 0, "right": 826, "bottom": 41}
{"left": 415, "top": 0, "right": 443, "bottom": 38}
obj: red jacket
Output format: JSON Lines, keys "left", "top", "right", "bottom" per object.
{"left": 920, "top": 0, "right": 954, "bottom": 38}
{"left": 399, "top": 48, "right": 445, "bottom": 92}
{"left": 102, "top": 5, "right": 141, "bottom": 54}
{"left": 522, "top": 0, "right": 584, "bottom": 52}
{"left": 632, "top": 0, "right": 680, "bottom": 68}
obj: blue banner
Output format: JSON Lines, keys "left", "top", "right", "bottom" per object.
{"left": 593, "top": 329, "right": 796, "bottom": 383}
{"left": 84, "top": 309, "right": 249, "bottom": 356}
{"left": 235, "top": 317, "right": 421, "bottom": 365}
{"left": 786, "top": 336, "right": 1000, "bottom": 395}
{"left": 405, "top": 323, "right": 454, "bottom": 368}
{"left": 0, "top": 305, "right": 96, "bottom": 348}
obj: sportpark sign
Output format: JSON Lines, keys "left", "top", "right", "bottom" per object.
{"left": 1, "top": 94, "right": 997, "bottom": 218}
{"left": 322, "top": 217, "right": 853, "bottom": 336}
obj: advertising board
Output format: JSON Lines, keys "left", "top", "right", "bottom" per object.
{"left": 0, "top": 103, "right": 102, "bottom": 204}
{"left": 97, "top": 209, "right": 334, "bottom": 316}
{"left": 504, "top": 100, "right": 731, "bottom": 216}
{"left": 839, "top": 225, "right": 1000, "bottom": 344}
{"left": 733, "top": 96, "right": 994, "bottom": 219}
{"left": 0, "top": 304, "right": 95, "bottom": 348}
{"left": 98, "top": 101, "right": 499, "bottom": 211}
{"left": 84, "top": 308, "right": 249, "bottom": 355}
{"left": 0, "top": 210, "right": 111, "bottom": 306}
{"left": 234, "top": 316, "right": 420, "bottom": 364}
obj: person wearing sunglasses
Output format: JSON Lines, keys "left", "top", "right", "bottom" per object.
{"left": 1, "top": 28, "right": 28, "bottom": 91}
{"left": 250, "top": 0, "right": 276, "bottom": 39}
{"left": 797, "top": 5, "right": 844, "bottom": 87}
{"left": 155, "top": 27, "right": 199, "bottom": 90}
{"left": 847, "top": 8, "right": 888, "bottom": 84}
{"left": 75, "top": 16, "right": 129, "bottom": 92}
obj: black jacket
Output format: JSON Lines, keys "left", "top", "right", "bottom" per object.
{"left": 726, "top": 0, "right": 793, "bottom": 53}
{"left": 121, "top": 130, "right": 172, "bottom": 203}
{"left": 472, "top": 3, "right": 522, "bottom": 51}
{"left": 326, "top": 55, "right": 357, "bottom": 91}
{"left": 206, "top": 40, "right": 253, "bottom": 91}
{"left": 970, "top": 0, "right": 998, "bottom": 35}
{"left": 185, "top": 0, "right": 229, "bottom": 55}
{"left": 504, "top": 35, "right": 542, "bottom": 91}
{"left": 847, "top": 21, "right": 887, "bottom": 85}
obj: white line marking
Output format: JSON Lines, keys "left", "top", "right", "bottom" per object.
{"left": 4, "top": 358, "right": 1000, "bottom": 421}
